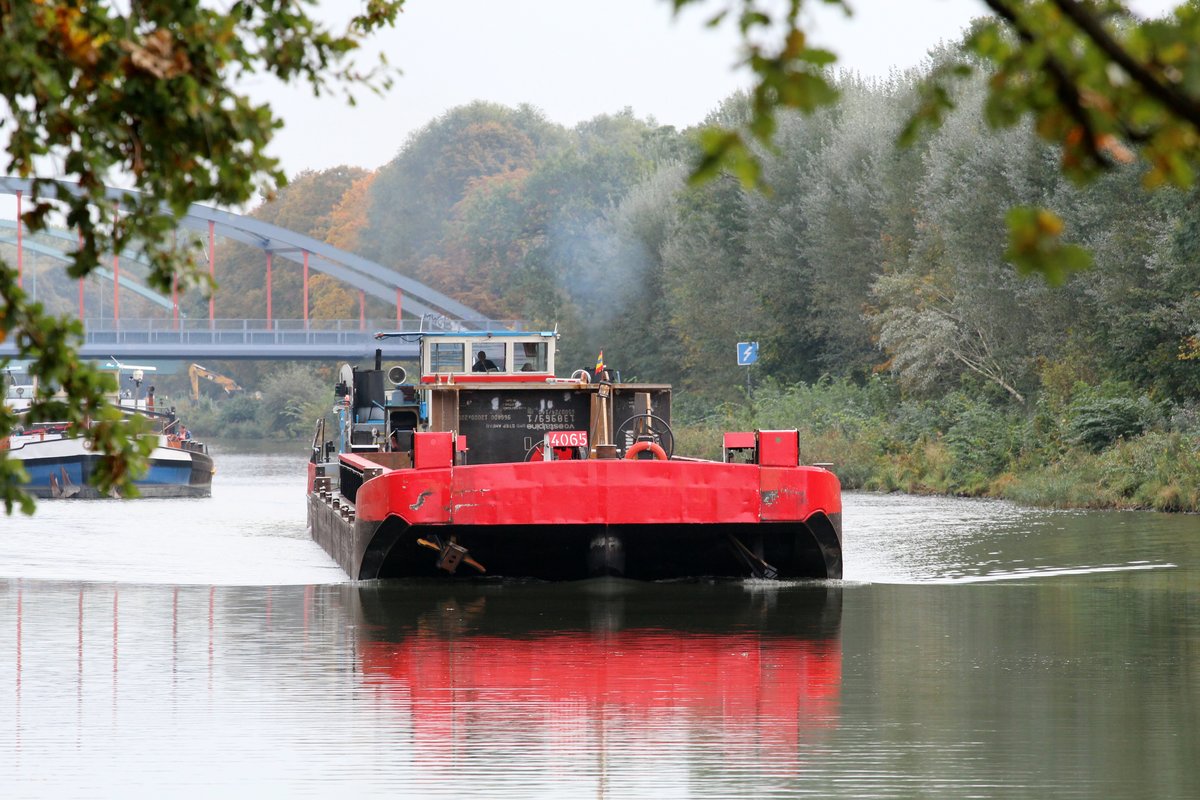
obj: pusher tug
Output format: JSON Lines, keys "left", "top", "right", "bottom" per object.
{"left": 307, "top": 328, "right": 841, "bottom": 581}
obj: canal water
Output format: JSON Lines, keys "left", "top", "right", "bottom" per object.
{"left": 1, "top": 444, "right": 1196, "bottom": 798}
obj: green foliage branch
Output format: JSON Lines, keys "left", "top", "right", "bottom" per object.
{"left": 682, "top": 0, "right": 1200, "bottom": 281}
{"left": 675, "top": 0, "right": 845, "bottom": 187}
{"left": 0, "top": 0, "right": 402, "bottom": 512}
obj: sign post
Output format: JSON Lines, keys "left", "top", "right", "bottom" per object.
{"left": 736, "top": 341, "right": 758, "bottom": 398}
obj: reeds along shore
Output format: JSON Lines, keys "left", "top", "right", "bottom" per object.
{"left": 674, "top": 378, "right": 1200, "bottom": 513}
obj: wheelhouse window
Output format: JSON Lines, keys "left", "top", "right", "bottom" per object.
{"left": 470, "top": 344, "right": 505, "bottom": 373}
{"left": 513, "top": 341, "right": 548, "bottom": 372}
{"left": 429, "top": 342, "right": 465, "bottom": 373}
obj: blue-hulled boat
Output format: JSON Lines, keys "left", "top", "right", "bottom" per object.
{"left": 2, "top": 362, "right": 213, "bottom": 499}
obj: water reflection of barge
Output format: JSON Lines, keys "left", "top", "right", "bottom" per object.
{"left": 309, "top": 328, "right": 841, "bottom": 581}
{"left": 354, "top": 582, "right": 842, "bottom": 769}
{"left": 354, "top": 579, "right": 843, "bottom": 639}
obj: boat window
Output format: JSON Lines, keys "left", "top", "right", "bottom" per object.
{"left": 430, "top": 342, "right": 465, "bottom": 373}
{"left": 514, "top": 342, "right": 547, "bottom": 372}
{"left": 471, "top": 344, "right": 505, "bottom": 373}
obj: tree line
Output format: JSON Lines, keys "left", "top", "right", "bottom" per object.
{"left": 169, "top": 59, "right": 1200, "bottom": 509}
{"left": 205, "top": 64, "right": 1195, "bottom": 407}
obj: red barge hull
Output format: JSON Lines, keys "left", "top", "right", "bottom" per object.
{"left": 309, "top": 446, "right": 841, "bottom": 581}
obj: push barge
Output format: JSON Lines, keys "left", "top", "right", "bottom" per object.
{"left": 307, "top": 329, "right": 841, "bottom": 581}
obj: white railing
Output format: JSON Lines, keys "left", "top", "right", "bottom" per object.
{"left": 78, "top": 317, "right": 534, "bottom": 341}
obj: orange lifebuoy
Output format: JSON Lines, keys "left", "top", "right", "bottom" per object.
{"left": 625, "top": 441, "right": 668, "bottom": 461}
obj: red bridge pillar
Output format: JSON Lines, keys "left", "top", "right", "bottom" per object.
{"left": 77, "top": 229, "right": 84, "bottom": 319}
{"left": 112, "top": 205, "right": 120, "bottom": 324}
{"left": 15, "top": 189, "right": 22, "bottom": 289}
{"left": 208, "top": 220, "right": 215, "bottom": 327}
{"left": 266, "top": 252, "right": 273, "bottom": 324}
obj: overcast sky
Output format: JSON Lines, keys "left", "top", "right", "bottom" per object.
{"left": 249, "top": 0, "right": 1181, "bottom": 179}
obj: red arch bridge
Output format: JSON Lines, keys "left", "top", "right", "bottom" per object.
{"left": 0, "top": 177, "right": 493, "bottom": 360}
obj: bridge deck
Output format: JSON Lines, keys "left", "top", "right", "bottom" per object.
{"left": 0, "top": 319, "right": 422, "bottom": 360}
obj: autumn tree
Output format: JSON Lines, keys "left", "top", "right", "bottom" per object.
{"left": 361, "top": 102, "right": 566, "bottom": 278}
{"left": 326, "top": 172, "right": 378, "bottom": 254}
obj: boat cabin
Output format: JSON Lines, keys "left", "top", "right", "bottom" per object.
{"left": 2, "top": 364, "right": 35, "bottom": 414}
{"left": 329, "top": 330, "right": 672, "bottom": 469}
{"left": 419, "top": 330, "right": 557, "bottom": 382}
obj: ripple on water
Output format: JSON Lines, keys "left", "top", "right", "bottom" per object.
{"left": 0, "top": 448, "right": 344, "bottom": 585}
{"left": 844, "top": 491, "right": 1186, "bottom": 585}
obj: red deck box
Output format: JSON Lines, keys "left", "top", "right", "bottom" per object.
{"left": 413, "top": 431, "right": 454, "bottom": 469}
{"left": 757, "top": 430, "right": 799, "bottom": 467}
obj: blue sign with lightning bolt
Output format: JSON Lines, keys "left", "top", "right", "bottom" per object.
{"left": 737, "top": 341, "right": 758, "bottom": 366}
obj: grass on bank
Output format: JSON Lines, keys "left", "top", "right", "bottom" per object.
{"left": 675, "top": 377, "right": 1200, "bottom": 513}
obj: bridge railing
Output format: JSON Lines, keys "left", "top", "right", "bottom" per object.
{"left": 76, "top": 318, "right": 536, "bottom": 347}
{"left": 1, "top": 317, "right": 543, "bottom": 359}
{"left": 78, "top": 318, "right": 401, "bottom": 349}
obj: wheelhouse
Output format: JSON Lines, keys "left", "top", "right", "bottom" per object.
{"left": 329, "top": 329, "right": 671, "bottom": 468}
{"left": 419, "top": 330, "right": 557, "bottom": 382}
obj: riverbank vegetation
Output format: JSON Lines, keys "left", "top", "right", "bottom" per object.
{"left": 171, "top": 364, "right": 334, "bottom": 442}
{"left": 675, "top": 377, "right": 1200, "bottom": 511}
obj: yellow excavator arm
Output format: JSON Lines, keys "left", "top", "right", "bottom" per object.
{"left": 188, "top": 364, "right": 243, "bottom": 400}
